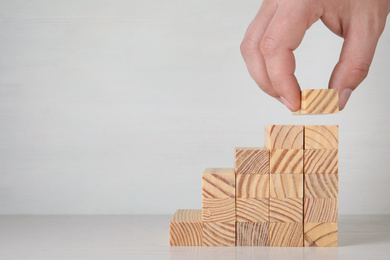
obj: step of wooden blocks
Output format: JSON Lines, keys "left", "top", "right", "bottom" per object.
{"left": 304, "top": 125, "right": 339, "bottom": 150}
{"left": 235, "top": 147, "right": 269, "bottom": 175}
{"left": 304, "top": 222, "right": 338, "bottom": 247}
{"left": 170, "top": 209, "right": 203, "bottom": 246}
{"left": 293, "top": 89, "right": 339, "bottom": 115}
{"left": 270, "top": 149, "right": 303, "bottom": 174}
{"left": 265, "top": 125, "right": 304, "bottom": 149}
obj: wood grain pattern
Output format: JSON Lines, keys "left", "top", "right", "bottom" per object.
{"left": 270, "top": 149, "right": 303, "bottom": 174}
{"left": 270, "top": 174, "right": 303, "bottom": 198}
{"left": 293, "top": 89, "right": 339, "bottom": 115}
{"left": 235, "top": 147, "right": 270, "bottom": 175}
{"left": 269, "top": 198, "right": 303, "bottom": 223}
{"left": 304, "top": 198, "right": 338, "bottom": 223}
{"left": 304, "top": 149, "right": 338, "bottom": 174}
{"left": 264, "top": 125, "right": 304, "bottom": 149}
{"left": 236, "top": 222, "right": 269, "bottom": 246}
{"left": 202, "top": 198, "right": 235, "bottom": 222}
{"left": 236, "top": 198, "right": 269, "bottom": 222}
{"left": 236, "top": 174, "right": 269, "bottom": 198}
{"left": 202, "top": 172, "right": 235, "bottom": 198}
{"left": 170, "top": 209, "right": 202, "bottom": 246}
{"left": 202, "top": 222, "right": 236, "bottom": 246}
{"left": 304, "top": 125, "right": 339, "bottom": 150}
{"left": 305, "top": 174, "right": 338, "bottom": 198}
{"left": 304, "top": 223, "right": 338, "bottom": 247}
{"left": 269, "top": 223, "right": 303, "bottom": 247}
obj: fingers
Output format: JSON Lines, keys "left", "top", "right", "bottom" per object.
{"left": 329, "top": 17, "right": 384, "bottom": 110}
{"left": 260, "top": 3, "right": 323, "bottom": 111}
{"left": 240, "top": 0, "right": 279, "bottom": 99}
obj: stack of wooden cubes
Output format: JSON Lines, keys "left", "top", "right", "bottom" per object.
{"left": 170, "top": 89, "right": 339, "bottom": 247}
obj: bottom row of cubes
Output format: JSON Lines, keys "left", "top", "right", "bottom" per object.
{"left": 170, "top": 210, "right": 338, "bottom": 247}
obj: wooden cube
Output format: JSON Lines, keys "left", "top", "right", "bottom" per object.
{"left": 304, "top": 125, "right": 339, "bottom": 150}
{"left": 236, "top": 198, "right": 269, "bottom": 222}
{"left": 270, "top": 174, "right": 303, "bottom": 198}
{"left": 270, "top": 149, "right": 303, "bottom": 174}
{"left": 202, "top": 170, "right": 235, "bottom": 199}
{"left": 304, "top": 149, "right": 338, "bottom": 174}
{"left": 170, "top": 209, "right": 202, "bottom": 246}
{"left": 202, "top": 198, "right": 235, "bottom": 222}
{"left": 235, "top": 147, "right": 269, "bottom": 175}
{"left": 269, "top": 198, "right": 303, "bottom": 223}
{"left": 264, "top": 125, "right": 304, "bottom": 149}
{"left": 293, "top": 89, "right": 339, "bottom": 115}
{"left": 304, "top": 198, "right": 338, "bottom": 223}
{"left": 236, "top": 174, "right": 269, "bottom": 198}
{"left": 236, "top": 222, "right": 269, "bottom": 246}
{"left": 202, "top": 222, "right": 236, "bottom": 246}
{"left": 305, "top": 174, "right": 338, "bottom": 198}
{"left": 269, "top": 223, "right": 303, "bottom": 247}
{"left": 304, "top": 223, "right": 338, "bottom": 247}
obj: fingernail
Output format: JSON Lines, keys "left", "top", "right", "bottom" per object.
{"left": 281, "top": 97, "right": 296, "bottom": 111}
{"left": 339, "top": 88, "right": 353, "bottom": 110}
{"left": 276, "top": 97, "right": 283, "bottom": 104}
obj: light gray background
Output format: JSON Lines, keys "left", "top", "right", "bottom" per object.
{"left": 0, "top": 0, "right": 389, "bottom": 215}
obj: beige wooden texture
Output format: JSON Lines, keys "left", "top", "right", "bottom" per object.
{"left": 293, "top": 89, "right": 339, "bottom": 115}
{"left": 236, "top": 222, "right": 269, "bottom": 246}
{"left": 202, "top": 172, "right": 235, "bottom": 199}
{"left": 304, "top": 198, "right": 338, "bottom": 223}
{"left": 304, "top": 149, "right": 338, "bottom": 174}
{"left": 304, "top": 125, "right": 339, "bottom": 149}
{"left": 202, "top": 198, "right": 235, "bottom": 223}
{"left": 269, "top": 198, "right": 303, "bottom": 223}
{"left": 236, "top": 198, "right": 269, "bottom": 222}
{"left": 236, "top": 174, "right": 269, "bottom": 198}
{"left": 269, "top": 223, "right": 303, "bottom": 247}
{"left": 270, "top": 149, "right": 303, "bottom": 174}
{"left": 264, "top": 125, "right": 304, "bottom": 149}
{"left": 304, "top": 223, "right": 338, "bottom": 247}
{"left": 305, "top": 174, "right": 338, "bottom": 198}
{"left": 202, "top": 222, "right": 236, "bottom": 246}
{"left": 270, "top": 174, "right": 303, "bottom": 198}
{"left": 170, "top": 209, "right": 202, "bottom": 246}
{"left": 235, "top": 147, "right": 270, "bottom": 175}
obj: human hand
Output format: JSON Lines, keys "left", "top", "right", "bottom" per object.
{"left": 240, "top": 0, "right": 390, "bottom": 111}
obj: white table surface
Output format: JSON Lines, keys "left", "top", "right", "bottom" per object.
{"left": 0, "top": 215, "right": 389, "bottom": 260}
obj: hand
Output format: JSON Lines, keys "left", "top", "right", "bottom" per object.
{"left": 240, "top": 0, "right": 390, "bottom": 111}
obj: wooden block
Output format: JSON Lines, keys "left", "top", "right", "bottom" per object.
{"left": 305, "top": 174, "right": 338, "bottom": 198}
{"left": 270, "top": 174, "right": 303, "bottom": 198}
{"left": 269, "top": 198, "right": 303, "bottom": 223}
{"left": 304, "top": 223, "right": 338, "bottom": 247}
{"left": 269, "top": 223, "right": 303, "bottom": 247}
{"left": 236, "top": 222, "right": 269, "bottom": 246}
{"left": 270, "top": 149, "right": 303, "bottom": 174}
{"left": 235, "top": 147, "right": 270, "bottom": 175}
{"left": 202, "top": 172, "right": 235, "bottom": 199}
{"left": 202, "top": 198, "right": 235, "bottom": 222}
{"left": 236, "top": 198, "right": 269, "bottom": 222}
{"left": 170, "top": 209, "right": 202, "bottom": 246}
{"left": 304, "top": 125, "right": 339, "bottom": 149}
{"left": 304, "top": 198, "right": 338, "bottom": 223}
{"left": 304, "top": 149, "right": 338, "bottom": 174}
{"left": 202, "top": 222, "right": 235, "bottom": 246}
{"left": 293, "top": 89, "right": 339, "bottom": 115}
{"left": 236, "top": 174, "right": 269, "bottom": 198}
{"left": 265, "top": 125, "right": 304, "bottom": 149}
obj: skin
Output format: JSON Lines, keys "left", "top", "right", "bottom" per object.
{"left": 240, "top": 0, "right": 390, "bottom": 112}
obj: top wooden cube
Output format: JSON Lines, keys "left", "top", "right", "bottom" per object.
{"left": 304, "top": 125, "right": 339, "bottom": 149}
{"left": 293, "top": 89, "right": 339, "bottom": 115}
{"left": 202, "top": 168, "right": 235, "bottom": 198}
{"left": 235, "top": 147, "right": 270, "bottom": 174}
{"left": 265, "top": 125, "right": 304, "bottom": 149}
